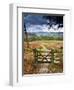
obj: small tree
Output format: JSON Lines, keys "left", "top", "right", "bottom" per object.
{"left": 24, "top": 23, "right": 29, "bottom": 48}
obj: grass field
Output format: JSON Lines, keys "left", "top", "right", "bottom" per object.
{"left": 23, "top": 40, "right": 63, "bottom": 74}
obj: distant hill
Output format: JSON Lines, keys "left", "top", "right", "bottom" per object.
{"left": 24, "top": 31, "right": 63, "bottom": 38}
{"left": 24, "top": 31, "right": 63, "bottom": 41}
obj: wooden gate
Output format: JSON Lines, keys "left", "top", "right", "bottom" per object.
{"left": 33, "top": 48, "right": 63, "bottom": 64}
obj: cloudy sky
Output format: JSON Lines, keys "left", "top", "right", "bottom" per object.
{"left": 24, "top": 14, "right": 63, "bottom": 32}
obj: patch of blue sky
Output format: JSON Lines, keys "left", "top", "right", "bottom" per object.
{"left": 24, "top": 15, "right": 47, "bottom": 25}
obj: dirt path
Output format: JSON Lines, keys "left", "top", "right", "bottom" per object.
{"left": 37, "top": 63, "right": 49, "bottom": 73}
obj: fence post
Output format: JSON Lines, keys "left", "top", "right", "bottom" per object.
{"left": 33, "top": 48, "right": 38, "bottom": 64}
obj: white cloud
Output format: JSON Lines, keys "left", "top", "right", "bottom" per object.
{"left": 26, "top": 24, "right": 64, "bottom": 32}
